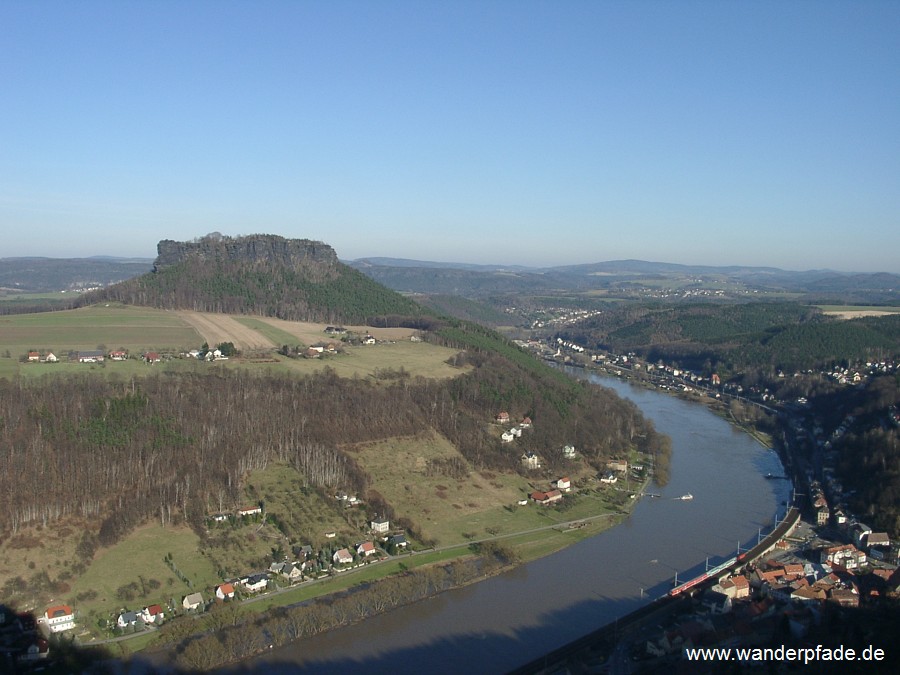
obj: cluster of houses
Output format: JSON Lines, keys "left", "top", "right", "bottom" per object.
{"left": 494, "top": 412, "right": 547, "bottom": 470}
{"left": 115, "top": 604, "right": 164, "bottom": 630}
{"left": 24, "top": 349, "right": 170, "bottom": 364}
{"left": 183, "top": 517, "right": 405, "bottom": 618}
{"left": 529, "top": 476, "right": 571, "bottom": 506}
{"left": 642, "top": 542, "right": 900, "bottom": 661}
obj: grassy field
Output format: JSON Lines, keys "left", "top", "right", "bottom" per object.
{"left": 0, "top": 304, "right": 201, "bottom": 355}
{"left": 0, "top": 292, "right": 71, "bottom": 302}
{"left": 0, "top": 304, "right": 465, "bottom": 381}
{"left": 242, "top": 464, "right": 355, "bottom": 547}
{"left": 346, "top": 431, "right": 616, "bottom": 546}
{"left": 276, "top": 341, "right": 466, "bottom": 380}
{"left": 234, "top": 318, "right": 304, "bottom": 348}
{"left": 69, "top": 524, "right": 219, "bottom": 623}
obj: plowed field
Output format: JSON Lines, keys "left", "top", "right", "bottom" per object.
{"left": 176, "top": 311, "right": 275, "bottom": 350}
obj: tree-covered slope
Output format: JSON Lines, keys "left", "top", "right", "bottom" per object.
{"left": 558, "top": 302, "right": 900, "bottom": 373}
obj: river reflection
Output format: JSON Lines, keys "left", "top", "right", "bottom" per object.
{"left": 221, "top": 371, "right": 791, "bottom": 674}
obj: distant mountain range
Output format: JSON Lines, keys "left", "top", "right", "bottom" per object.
{"left": 348, "top": 257, "right": 900, "bottom": 303}
{"left": 0, "top": 256, "right": 154, "bottom": 293}
{"left": 2, "top": 252, "right": 898, "bottom": 305}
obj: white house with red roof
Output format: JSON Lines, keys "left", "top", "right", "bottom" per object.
{"left": 333, "top": 548, "right": 353, "bottom": 565}
{"left": 495, "top": 411, "right": 510, "bottom": 423}
{"left": 140, "top": 604, "right": 165, "bottom": 623}
{"left": 42, "top": 605, "right": 75, "bottom": 632}
{"left": 216, "top": 583, "right": 236, "bottom": 600}
{"left": 357, "top": 541, "right": 377, "bottom": 557}
{"left": 530, "top": 489, "right": 563, "bottom": 505}
{"left": 553, "top": 477, "right": 572, "bottom": 492}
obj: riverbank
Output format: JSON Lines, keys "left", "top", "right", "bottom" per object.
{"left": 110, "top": 471, "right": 652, "bottom": 669}
{"left": 210, "top": 368, "right": 789, "bottom": 674}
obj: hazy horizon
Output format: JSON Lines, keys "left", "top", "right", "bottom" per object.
{"left": 2, "top": 244, "right": 895, "bottom": 277}
{"left": 2, "top": 2, "right": 898, "bottom": 272}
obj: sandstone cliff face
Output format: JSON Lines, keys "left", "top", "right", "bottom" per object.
{"left": 153, "top": 234, "right": 338, "bottom": 272}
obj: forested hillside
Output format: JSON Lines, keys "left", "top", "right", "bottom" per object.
{"left": 806, "top": 375, "right": 900, "bottom": 535}
{"left": 76, "top": 234, "right": 425, "bottom": 324}
{"left": 557, "top": 303, "right": 900, "bottom": 374}
{"left": 0, "top": 322, "right": 666, "bottom": 545}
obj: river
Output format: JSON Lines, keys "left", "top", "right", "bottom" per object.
{"left": 221, "top": 370, "right": 792, "bottom": 674}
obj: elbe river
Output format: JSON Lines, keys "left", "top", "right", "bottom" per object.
{"left": 224, "top": 369, "right": 791, "bottom": 674}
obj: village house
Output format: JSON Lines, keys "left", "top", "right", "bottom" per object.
{"left": 389, "top": 534, "right": 407, "bottom": 549}
{"left": 242, "top": 573, "right": 269, "bottom": 593}
{"left": 143, "top": 351, "right": 161, "bottom": 363}
{"left": 600, "top": 472, "right": 618, "bottom": 484}
{"left": 182, "top": 593, "right": 204, "bottom": 611}
{"left": 76, "top": 350, "right": 105, "bottom": 363}
{"left": 108, "top": 350, "right": 127, "bottom": 360}
{"left": 520, "top": 416, "right": 532, "bottom": 428}
{"left": 42, "top": 605, "right": 75, "bottom": 633}
{"left": 357, "top": 541, "right": 377, "bottom": 557}
{"left": 371, "top": 517, "right": 390, "bottom": 534}
{"left": 216, "top": 583, "right": 236, "bottom": 600}
{"left": 820, "top": 544, "right": 866, "bottom": 569}
{"left": 530, "top": 489, "right": 563, "bottom": 506}
{"left": 333, "top": 548, "right": 353, "bottom": 565}
{"left": 607, "top": 459, "right": 629, "bottom": 473}
{"left": 553, "top": 477, "right": 572, "bottom": 492}
{"left": 27, "top": 351, "right": 40, "bottom": 362}
{"left": 362, "top": 335, "right": 376, "bottom": 345}
{"left": 495, "top": 411, "right": 510, "bottom": 424}
{"left": 43, "top": 351, "right": 58, "bottom": 363}
{"left": 521, "top": 451, "right": 541, "bottom": 469}
{"left": 140, "top": 605, "right": 164, "bottom": 624}
{"left": 116, "top": 611, "right": 139, "bottom": 629}
{"left": 238, "top": 505, "right": 262, "bottom": 517}
{"left": 278, "top": 562, "right": 303, "bottom": 582}
{"left": 18, "top": 639, "right": 50, "bottom": 662}
{"left": 562, "top": 444, "right": 576, "bottom": 459}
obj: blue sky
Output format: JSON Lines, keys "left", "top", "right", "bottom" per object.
{"left": 2, "top": 1, "right": 898, "bottom": 272}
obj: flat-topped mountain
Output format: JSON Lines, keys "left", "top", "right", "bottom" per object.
{"left": 153, "top": 234, "right": 338, "bottom": 274}
{"left": 78, "top": 234, "right": 424, "bottom": 324}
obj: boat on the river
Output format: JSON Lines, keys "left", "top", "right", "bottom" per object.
{"left": 678, "top": 493, "right": 693, "bottom": 500}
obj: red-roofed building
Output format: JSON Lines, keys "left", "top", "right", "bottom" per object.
{"left": 357, "top": 541, "right": 377, "bottom": 557}
{"left": 530, "top": 489, "right": 563, "bottom": 505}
{"left": 553, "top": 477, "right": 572, "bottom": 492}
{"left": 495, "top": 412, "right": 510, "bottom": 423}
{"left": 216, "top": 583, "right": 235, "bottom": 600}
{"left": 43, "top": 605, "right": 75, "bottom": 632}
{"left": 141, "top": 604, "right": 165, "bottom": 623}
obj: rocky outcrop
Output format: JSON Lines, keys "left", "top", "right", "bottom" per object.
{"left": 153, "top": 234, "right": 338, "bottom": 272}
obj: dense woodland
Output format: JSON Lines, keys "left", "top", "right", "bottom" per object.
{"left": 557, "top": 303, "right": 900, "bottom": 374}
{"left": 0, "top": 324, "right": 664, "bottom": 546}
{"left": 806, "top": 375, "right": 900, "bottom": 535}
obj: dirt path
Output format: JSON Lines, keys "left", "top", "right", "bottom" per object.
{"left": 175, "top": 311, "right": 275, "bottom": 351}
